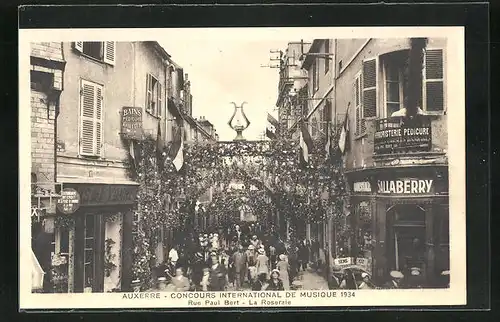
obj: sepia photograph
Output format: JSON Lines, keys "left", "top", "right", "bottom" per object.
{"left": 19, "top": 27, "right": 466, "bottom": 309}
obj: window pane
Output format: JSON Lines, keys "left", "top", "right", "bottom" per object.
{"left": 394, "top": 205, "right": 425, "bottom": 222}
{"left": 386, "top": 82, "right": 400, "bottom": 102}
{"left": 82, "top": 42, "right": 102, "bottom": 60}
{"left": 387, "top": 103, "right": 400, "bottom": 116}
{"left": 60, "top": 229, "right": 69, "bottom": 253}
{"left": 85, "top": 215, "right": 94, "bottom": 238}
{"left": 386, "top": 64, "right": 399, "bottom": 81}
{"left": 85, "top": 237, "right": 94, "bottom": 249}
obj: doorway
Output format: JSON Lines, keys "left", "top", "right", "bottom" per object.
{"left": 387, "top": 204, "right": 426, "bottom": 274}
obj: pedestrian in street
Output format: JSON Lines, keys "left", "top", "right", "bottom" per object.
{"left": 329, "top": 266, "right": 343, "bottom": 289}
{"left": 200, "top": 268, "right": 210, "bottom": 291}
{"left": 269, "top": 244, "right": 277, "bottom": 269}
{"left": 208, "top": 251, "right": 227, "bottom": 291}
{"left": 168, "top": 244, "right": 179, "bottom": 268}
{"left": 385, "top": 270, "right": 404, "bottom": 289}
{"left": 406, "top": 267, "right": 424, "bottom": 288}
{"left": 255, "top": 247, "right": 269, "bottom": 280}
{"left": 339, "top": 268, "right": 358, "bottom": 290}
{"left": 358, "top": 272, "right": 375, "bottom": 289}
{"left": 169, "top": 267, "right": 190, "bottom": 292}
{"left": 267, "top": 269, "right": 285, "bottom": 291}
{"left": 276, "top": 254, "right": 290, "bottom": 290}
{"left": 252, "top": 273, "right": 269, "bottom": 291}
{"left": 298, "top": 243, "right": 309, "bottom": 271}
{"left": 246, "top": 245, "right": 257, "bottom": 282}
{"left": 287, "top": 246, "right": 299, "bottom": 285}
{"left": 250, "top": 235, "right": 260, "bottom": 249}
{"left": 232, "top": 244, "right": 248, "bottom": 290}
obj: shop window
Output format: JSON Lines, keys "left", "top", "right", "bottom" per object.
{"left": 438, "top": 206, "right": 449, "bottom": 246}
{"left": 73, "top": 41, "right": 116, "bottom": 65}
{"left": 355, "top": 201, "right": 373, "bottom": 258}
{"left": 83, "top": 214, "right": 95, "bottom": 290}
{"left": 392, "top": 204, "right": 426, "bottom": 224}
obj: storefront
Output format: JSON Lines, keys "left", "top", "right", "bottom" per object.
{"left": 53, "top": 183, "right": 138, "bottom": 293}
{"left": 346, "top": 165, "right": 449, "bottom": 287}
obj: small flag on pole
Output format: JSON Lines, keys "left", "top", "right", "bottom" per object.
{"left": 170, "top": 126, "right": 184, "bottom": 171}
{"left": 299, "top": 121, "right": 314, "bottom": 164}
{"left": 266, "top": 113, "right": 279, "bottom": 140}
{"left": 338, "top": 103, "right": 350, "bottom": 154}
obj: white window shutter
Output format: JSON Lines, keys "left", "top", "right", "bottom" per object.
{"left": 158, "top": 83, "right": 163, "bottom": 117}
{"left": 423, "top": 49, "right": 444, "bottom": 112}
{"left": 74, "top": 42, "right": 83, "bottom": 52}
{"left": 146, "top": 74, "right": 152, "bottom": 113}
{"left": 103, "top": 41, "right": 116, "bottom": 65}
{"left": 95, "top": 85, "right": 104, "bottom": 156}
{"left": 80, "top": 80, "right": 95, "bottom": 156}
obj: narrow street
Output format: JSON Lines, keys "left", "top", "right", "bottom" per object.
{"left": 292, "top": 268, "right": 329, "bottom": 290}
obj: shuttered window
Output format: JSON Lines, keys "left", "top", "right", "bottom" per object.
{"left": 362, "top": 58, "right": 377, "bottom": 119}
{"left": 73, "top": 42, "right": 116, "bottom": 66}
{"left": 146, "top": 74, "right": 162, "bottom": 117}
{"left": 80, "top": 79, "right": 104, "bottom": 157}
{"left": 354, "top": 73, "right": 364, "bottom": 136}
{"left": 423, "top": 49, "right": 444, "bottom": 112}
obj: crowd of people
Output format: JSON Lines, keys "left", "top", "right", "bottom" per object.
{"left": 154, "top": 224, "right": 318, "bottom": 292}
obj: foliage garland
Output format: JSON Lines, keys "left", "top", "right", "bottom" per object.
{"left": 125, "top": 123, "right": 351, "bottom": 289}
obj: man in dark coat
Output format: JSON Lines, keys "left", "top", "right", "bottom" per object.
{"left": 232, "top": 245, "right": 248, "bottom": 290}
{"left": 190, "top": 252, "right": 206, "bottom": 291}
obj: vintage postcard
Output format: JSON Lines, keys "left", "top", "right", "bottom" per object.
{"left": 19, "top": 27, "right": 466, "bottom": 309}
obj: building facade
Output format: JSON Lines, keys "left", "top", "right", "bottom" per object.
{"left": 30, "top": 41, "right": 217, "bottom": 293}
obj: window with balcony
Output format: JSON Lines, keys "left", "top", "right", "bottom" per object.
{"left": 146, "top": 73, "right": 163, "bottom": 118}
{"left": 382, "top": 50, "right": 408, "bottom": 118}
{"left": 73, "top": 42, "right": 116, "bottom": 65}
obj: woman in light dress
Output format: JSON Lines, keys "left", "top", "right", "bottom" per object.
{"left": 276, "top": 254, "right": 290, "bottom": 290}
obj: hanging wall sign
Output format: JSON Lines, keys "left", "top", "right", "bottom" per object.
{"left": 121, "top": 107, "right": 143, "bottom": 140}
{"left": 56, "top": 188, "right": 81, "bottom": 214}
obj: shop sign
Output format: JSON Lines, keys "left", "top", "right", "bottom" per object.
{"left": 121, "top": 107, "right": 143, "bottom": 140}
{"left": 355, "top": 257, "right": 372, "bottom": 275}
{"left": 73, "top": 184, "right": 138, "bottom": 206}
{"left": 333, "top": 257, "right": 354, "bottom": 267}
{"left": 353, "top": 181, "right": 371, "bottom": 193}
{"left": 56, "top": 188, "right": 81, "bottom": 214}
{"left": 378, "top": 179, "right": 433, "bottom": 195}
{"left": 374, "top": 122, "right": 431, "bottom": 153}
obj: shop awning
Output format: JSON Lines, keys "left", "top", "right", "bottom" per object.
{"left": 31, "top": 249, "right": 45, "bottom": 291}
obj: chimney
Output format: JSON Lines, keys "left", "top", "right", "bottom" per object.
{"left": 185, "top": 73, "right": 188, "bottom": 82}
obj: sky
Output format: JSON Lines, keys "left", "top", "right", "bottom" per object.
{"left": 159, "top": 39, "right": 289, "bottom": 141}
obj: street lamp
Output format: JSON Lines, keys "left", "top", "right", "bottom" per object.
{"left": 228, "top": 102, "right": 251, "bottom": 141}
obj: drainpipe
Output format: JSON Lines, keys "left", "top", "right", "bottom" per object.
{"left": 406, "top": 38, "right": 427, "bottom": 118}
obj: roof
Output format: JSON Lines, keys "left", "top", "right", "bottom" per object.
{"left": 148, "top": 41, "right": 171, "bottom": 60}
{"left": 301, "top": 39, "right": 323, "bottom": 70}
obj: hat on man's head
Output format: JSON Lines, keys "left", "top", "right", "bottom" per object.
{"left": 279, "top": 254, "right": 286, "bottom": 261}
{"left": 248, "top": 245, "right": 255, "bottom": 250}
{"left": 390, "top": 270, "right": 404, "bottom": 279}
{"left": 331, "top": 265, "right": 343, "bottom": 273}
{"left": 361, "top": 272, "right": 369, "bottom": 279}
{"left": 258, "top": 248, "right": 265, "bottom": 254}
{"left": 410, "top": 267, "right": 421, "bottom": 276}
{"left": 441, "top": 270, "right": 450, "bottom": 276}
{"left": 210, "top": 251, "right": 217, "bottom": 256}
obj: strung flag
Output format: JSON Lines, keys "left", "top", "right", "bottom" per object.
{"left": 338, "top": 103, "right": 351, "bottom": 154}
{"left": 299, "top": 121, "right": 314, "bottom": 164}
{"left": 170, "top": 126, "right": 184, "bottom": 171}
{"left": 266, "top": 113, "right": 279, "bottom": 140}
